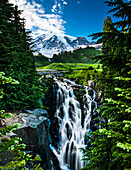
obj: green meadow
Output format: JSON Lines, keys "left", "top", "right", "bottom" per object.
{"left": 38, "top": 63, "right": 102, "bottom": 84}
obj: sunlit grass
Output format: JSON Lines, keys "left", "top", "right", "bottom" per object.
{"left": 37, "top": 63, "right": 102, "bottom": 84}
{"left": 37, "top": 63, "right": 102, "bottom": 71}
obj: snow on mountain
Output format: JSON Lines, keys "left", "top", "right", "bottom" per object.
{"left": 89, "top": 43, "right": 102, "bottom": 50}
{"left": 32, "top": 34, "right": 92, "bottom": 58}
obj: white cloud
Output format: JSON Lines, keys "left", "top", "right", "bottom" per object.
{"left": 51, "top": 4, "right": 57, "bottom": 13}
{"left": 63, "top": 1, "right": 67, "bottom": 5}
{"left": 51, "top": 0, "right": 67, "bottom": 14}
{"left": 53, "top": 4, "right": 57, "bottom": 10}
{"left": 9, "top": 0, "right": 66, "bottom": 38}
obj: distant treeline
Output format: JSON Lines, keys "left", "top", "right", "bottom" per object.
{"left": 35, "top": 46, "right": 101, "bottom": 67}
{"left": 51, "top": 46, "right": 101, "bottom": 63}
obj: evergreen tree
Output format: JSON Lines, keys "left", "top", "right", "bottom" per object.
{"left": 0, "top": 1, "right": 45, "bottom": 110}
{"left": 102, "top": 15, "right": 113, "bottom": 55}
{"left": 83, "top": 0, "right": 131, "bottom": 169}
{"left": 103, "top": 15, "right": 112, "bottom": 32}
{"left": 0, "top": 72, "right": 42, "bottom": 169}
{"left": 90, "top": 0, "right": 131, "bottom": 73}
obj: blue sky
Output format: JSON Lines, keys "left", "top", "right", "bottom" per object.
{"left": 9, "top": 0, "right": 121, "bottom": 41}
{"left": 62, "top": 0, "right": 111, "bottom": 38}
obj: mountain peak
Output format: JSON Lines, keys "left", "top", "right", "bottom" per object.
{"left": 33, "top": 34, "right": 96, "bottom": 58}
{"left": 77, "top": 37, "right": 90, "bottom": 45}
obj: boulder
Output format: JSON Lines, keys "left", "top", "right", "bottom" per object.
{"left": 34, "top": 109, "right": 48, "bottom": 117}
{"left": 25, "top": 108, "right": 48, "bottom": 117}
{"left": 13, "top": 110, "right": 51, "bottom": 169}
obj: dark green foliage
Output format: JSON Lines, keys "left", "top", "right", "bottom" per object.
{"left": 83, "top": 0, "right": 131, "bottom": 169}
{"left": 0, "top": 1, "right": 44, "bottom": 169}
{"left": 89, "top": 1, "right": 131, "bottom": 73}
{"left": 103, "top": 15, "right": 112, "bottom": 32}
{"left": 34, "top": 53, "right": 51, "bottom": 67}
{"left": 0, "top": 1, "right": 45, "bottom": 110}
{"left": 51, "top": 47, "right": 101, "bottom": 63}
{"left": 0, "top": 73, "right": 42, "bottom": 169}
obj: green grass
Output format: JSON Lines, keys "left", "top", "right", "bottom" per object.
{"left": 38, "top": 63, "right": 102, "bottom": 71}
{"left": 37, "top": 63, "right": 102, "bottom": 85}
{"left": 35, "top": 47, "right": 101, "bottom": 67}
{"left": 64, "top": 69, "right": 101, "bottom": 85}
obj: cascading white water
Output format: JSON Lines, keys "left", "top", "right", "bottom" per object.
{"left": 52, "top": 79, "right": 97, "bottom": 170}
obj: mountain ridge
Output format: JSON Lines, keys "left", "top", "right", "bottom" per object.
{"left": 33, "top": 34, "right": 98, "bottom": 58}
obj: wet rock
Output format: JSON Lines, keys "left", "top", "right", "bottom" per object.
{"left": 88, "top": 89, "right": 94, "bottom": 98}
{"left": 90, "top": 120, "right": 99, "bottom": 131}
{"left": 25, "top": 110, "right": 34, "bottom": 114}
{"left": 66, "top": 123, "right": 72, "bottom": 140}
{"left": 25, "top": 109, "right": 48, "bottom": 117}
{"left": 91, "top": 101, "right": 96, "bottom": 110}
{"left": 70, "top": 150, "right": 76, "bottom": 170}
{"left": 59, "top": 106, "right": 64, "bottom": 119}
{"left": 0, "top": 119, "right": 6, "bottom": 127}
{"left": 50, "top": 148, "right": 61, "bottom": 170}
{"left": 88, "top": 80, "right": 95, "bottom": 88}
{"left": 3, "top": 110, "right": 51, "bottom": 169}
{"left": 92, "top": 111, "right": 98, "bottom": 119}
{"left": 19, "top": 113, "right": 29, "bottom": 117}
{"left": 34, "top": 109, "right": 48, "bottom": 117}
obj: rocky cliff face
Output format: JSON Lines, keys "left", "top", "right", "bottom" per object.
{"left": 14, "top": 109, "right": 51, "bottom": 169}
{"left": 72, "top": 37, "right": 89, "bottom": 46}
{"left": 1, "top": 109, "right": 52, "bottom": 169}
{"left": 64, "top": 36, "right": 90, "bottom": 47}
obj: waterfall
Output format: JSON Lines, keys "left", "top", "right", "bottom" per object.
{"left": 51, "top": 78, "right": 97, "bottom": 170}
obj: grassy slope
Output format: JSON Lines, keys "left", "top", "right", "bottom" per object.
{"left": 36, "top": 47, "right": 102, "bottom": 85}
{"left": 38, "top": 63, "right": 102, "bottom": 85}
{"left": 51, "top": 47, "right": 101, "bottom": 63}
{"left": 38, "top": 63, "right": 101, "bottom": 70}
{"left": 35, "top": 47, "right": 101, "bottom": 67}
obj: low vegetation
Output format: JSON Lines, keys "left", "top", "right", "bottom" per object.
{"left": 34, "top": 53, "right": 51, "bottom": 67}
{"left": 34, "top": 46, "right": 101, "bottom": 67}
{"left": 38, "top": 63, "right": 101, "bottom": 70}
{"left": 51, "top": 46, "right": 101, "bottom": 63}
{"left": 38, "top": 63, "right": 102, "bottom": 84}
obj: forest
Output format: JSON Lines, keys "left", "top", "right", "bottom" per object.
{"left": 34, "top": 45, "right": 101, "bottom": 67}
{"left": 0, "top": 0, "right": 131, "bottom": 169}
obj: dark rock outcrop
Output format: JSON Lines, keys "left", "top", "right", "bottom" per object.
{"left": 43, "top": 35, "right": 66, "bottom": 50}
{"left": 72, "top": 37, "right": 90, "bottom": 47}
{"left": 1, "top": 109, "right": 52, "bottom": 169}
{"left": 64, "top": 36, "right": 72, "bottom": 45}
{"left": 14, "top": 112, "right": 51, "bottom": 169}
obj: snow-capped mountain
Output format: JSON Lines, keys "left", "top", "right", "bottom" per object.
{"left": 33, "top": 34, "right": 95, "bottom": 58}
